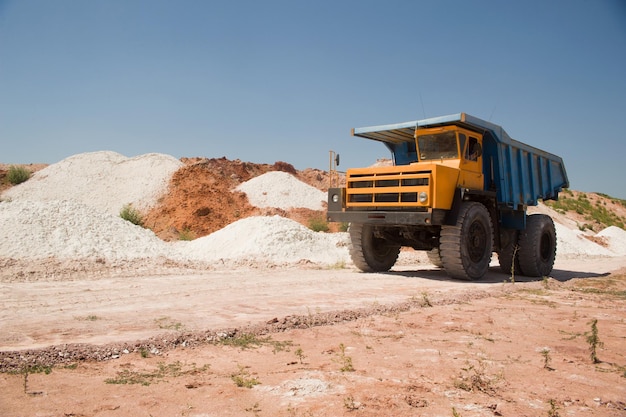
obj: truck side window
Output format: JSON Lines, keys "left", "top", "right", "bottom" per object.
{"left": 465, "top": 137, "right": 480, "bottom": 161}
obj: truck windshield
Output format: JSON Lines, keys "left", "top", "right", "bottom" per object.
{"left": 417, "top": 131, "right": 459, "bottom": 160}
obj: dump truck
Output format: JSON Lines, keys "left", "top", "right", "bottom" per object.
{"left": 327, "top": 113, "right": 569, "bottom": 280}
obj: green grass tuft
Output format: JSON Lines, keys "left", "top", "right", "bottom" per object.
{"left": 308, "top": 217, "right": 329, "bottom": 232}
{"left": 7, "top": 166, "right": 31, "bottom": 185}
{"left": 119, "top": 204, "right": 144, "bottom": 226}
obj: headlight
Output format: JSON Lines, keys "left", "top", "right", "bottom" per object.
{"left": 419, "top": 192, "right": 428, "bottom": 203}
{"left": 332, "top": 194, "right": 340, "bottom": 203}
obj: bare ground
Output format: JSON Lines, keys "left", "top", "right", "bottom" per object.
{"left": 1, "top": 256, "right": 625, "bottom": 417}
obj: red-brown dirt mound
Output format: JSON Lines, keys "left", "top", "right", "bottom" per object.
{"left": 143, "top": 157, "right": 339, "bottom": 241}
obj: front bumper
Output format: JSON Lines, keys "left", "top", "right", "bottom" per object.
{"left": 327, "top": 188, "right": 445, "bottom": 226}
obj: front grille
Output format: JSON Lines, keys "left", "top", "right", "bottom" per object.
{"left": 346, "top": 169, "right": 431, "bottom": 207}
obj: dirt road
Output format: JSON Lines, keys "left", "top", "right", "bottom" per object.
{"left": 2, "top": 256, "right": 622, "bottom": 351}
{"left": 1, "top": 256, "right": 625, "bottom": 416}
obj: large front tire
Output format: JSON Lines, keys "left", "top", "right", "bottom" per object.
{"left": 427, "top": 247, "right": 444, "bottom": 268}
{"left": 349, "top": 223, "right": 400, "bottom": 272}
{"left": 517, "top": 214, "right": 556, "bottom": 277}
{"left": 440, "top": 202, "right": 493, "bottom": 280}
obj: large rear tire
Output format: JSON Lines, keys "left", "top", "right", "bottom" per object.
{"left": 440, "top": 202, "right": 493, "bottom": 280}
{"left": 349, "top": 223, "right": 400, "bottom": 272}
{"left": 517, "top": 214, "right": 556, "bottom": 277}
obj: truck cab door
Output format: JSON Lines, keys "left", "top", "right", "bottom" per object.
{"left": 459, "top": 134, "right": 484, "bottom": 190}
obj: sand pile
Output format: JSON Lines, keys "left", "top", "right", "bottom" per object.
{"left": 596, "top": 226, "right": 626, "bottom": 256}
{"left": 0, "top": 200, "right": 170, "bottom": 260}
{"left": 0, "top": 200, "right": 350, "bottom": 266}
{"left": 236, "top": 171, "right": 326, "bottom": 210}
{"left": 554, "top": 223, "right": 614, "bottom": 258}
{"left": 179, "top": 215, "right": 349, "bottom": 266}
{"left": 2, "top": 151, "right": 182, "bottom": 215}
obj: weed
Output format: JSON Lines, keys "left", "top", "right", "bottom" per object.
{"left": 339, "top": 222, "right": 350, "bottom": 232}
{"left": 119, "top": 204, "right": 144, "bottom": 226}
{"left": 335, "top": 343, "right": 355, "bottom": 372}
{"left": 217, "top": 333, "right": 292, "bottom": 353}
{"left": 586, "top": 319, "right": 604, "bottom": 363}
{"left": 558, "top": 329, "right": 582, "bottom": 341}
{"left": 329, "top": 260, "right": 346, "bottom": 269}
{"left": 547, "top": 399, "right": 560, "bottom": 417}
{"left": 454, "top": 359, "right": 501, "bottom": 394}
{"left": 178, "top": 228, "right": 195, "bottom": 241}
{"left": 245, "top": 402, "right": 262, "bottom": 415}
{"left": 219, "top": 333, "right": 264, "bottom": 349}
{"left": 305, "top": 306, "right": 321, "bottom": 328}
{"left": 570, "top": 286, "right": 626, "bottom": 299}
{"left": 421, "top": 291, "right": 433, "bottom": 307}
{"left": 13, "top": 364, "right": 52, "bottom": 395}
{"left": 452, "top": 407, "right": 462, "bottom": 417}
{"left": 105, "top": 361, "right": 209, "bottom": 386}
{"left": 231, "top": 365, "right": 260, "bottom": 388}
{"left": 7, "top": 165, "right": 31, "bottom": 185}
{"left": 542, "top": 276, "right": 550, "bottom": 289}
{"left": 308, "top": 217, "right": 329, "bottom": 232}
{"left": 295, "top": 348, "right": 306, "bottom": 364}
{"left": 105, "top": 369, "right": 153, "bottom": 386}
{"left": 139, "top": 348, "right": 150, "bottom": 358}
{"left": 75, "top": 314, "right": 100, "bottom": 321}
{"left": 510, "top": 244, "right": 519, "bottom": 283}
{"left": 343, "top": 395, "right": 360, "bottom": 411}
{"left": 529, "top": 298, "right": 558, "bottom": 308}
{"left": 155, "top": 317, "right": 184, "bottom": 331}
{"left": 540, "top": 348, "right": 553, "bottom": 370}
{"left": 269, "top": 339, "right": 294, "bottom": 354}
{"left": 520, "top": 288, "right": 549, "bottom": 296}
{"left": 286, "top": 406, "right": 315, "bottom": 417}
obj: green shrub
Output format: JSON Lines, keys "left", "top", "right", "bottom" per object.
{"left": 309, "top": 217, "right": 329, "bottom": 232}
{"left": 119, "top": 204, "right": 144, "bottom": 226}
{"left": 7, "top": 165, "right": 30, "bottom": 185}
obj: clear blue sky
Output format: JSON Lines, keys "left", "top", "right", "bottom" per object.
{"left": 1, "top": 0, "right": 625, "bottom": 198}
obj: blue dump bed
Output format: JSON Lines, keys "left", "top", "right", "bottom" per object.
{"left": 352, "top": 113, "right": 569, "bottom": 210}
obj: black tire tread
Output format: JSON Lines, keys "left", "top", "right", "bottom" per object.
{"left": 440, "top": 202, "right": 493, "bottom": 280}
{"left": 426, "top": 247, "right": 444, "bottom": 268}
{"left": 349, "top": 223, "right": 373, "bottom": 272}
{"left": 348, "top": 223, "right": 400, "bottom": 272}
{"left": 517, "top": 214, "right": 556, "bottom": 277}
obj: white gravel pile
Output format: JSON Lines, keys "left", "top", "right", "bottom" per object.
{"left": 596, "top": 226, "right": 626, "bottom": 256}
{"left": 178, "top": 215, "right": 349, "bottom": 266}
{"left": 236, "top": 171, "right": 326, "bottom": 210}
{"left": 2, "top": 151, "right": 182, "bottom": 215}
{"left": 554, "top": 223, "right": 614, "bottom": 258}
{"left": 0, "top": 200, "right": 169, "bottom": 260}
{"left": 0, "top": 200, "right": 349, "bottom": 266}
